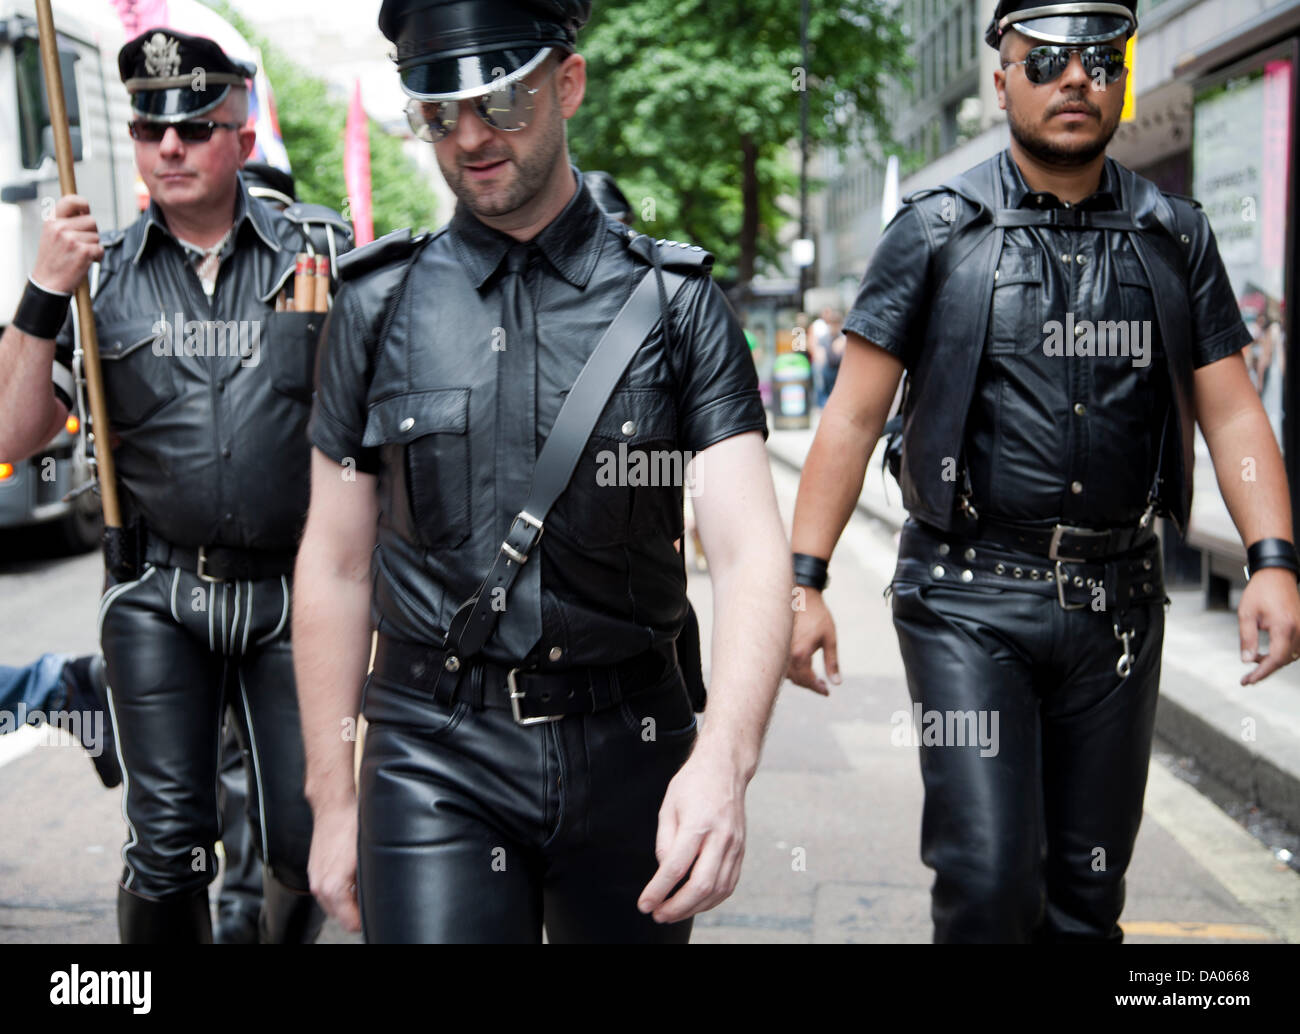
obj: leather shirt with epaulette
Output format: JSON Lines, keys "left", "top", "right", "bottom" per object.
{"left": 53, "top": 175, "right": 353, "bottom": 552}
{"left": 310, "top": 167, "right": 768, "bottom": 667}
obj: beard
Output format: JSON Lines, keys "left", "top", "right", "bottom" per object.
{"left": 437, "top": 103, "right": 566, "bottom": 219}
{"left": 1007, "top": 89, "right": 1121, "bottom": 167}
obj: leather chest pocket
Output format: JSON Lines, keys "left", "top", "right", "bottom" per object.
{"left": 551, "top": 387, "right": 679, "bottom": 548}
{"left": 364, "top": 389, "right": 471, "bottom": 550}
{"left": 1113, "top": 252, "right": 1157, "bottom": 326}
{"left": 986, "top": 248, "right": 1043, "bottom": 356}
{"left": 98, "top": 317, "right": 177, "bottom": 427}
{"left": 265, "top": 311, "right": 324, "bottom": 403}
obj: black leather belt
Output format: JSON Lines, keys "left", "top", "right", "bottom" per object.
{"left": 372, "top": 635, "right": 677, "bottom": 726}
{"left": 144, "top": 531, "right": 296, "bottom": 582}
{"left": 952, "top": 515, "right": 1156, "bottom": 562}
{"left": 897, "top": 520, "right": 1165, "bottom": 611}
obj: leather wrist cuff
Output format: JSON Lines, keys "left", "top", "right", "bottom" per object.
{"left": 11, "top": 278, "right": 71, "bottom": 340}
{"left": 793, "top": 552, "right": 830, "bottom": 591}
{"left": 1245, "top": 538, "right": 1300, "bottom": 581}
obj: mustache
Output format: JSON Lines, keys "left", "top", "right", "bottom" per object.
{"left": 1045, "top": 94, "right": 1102, "bottom": 118}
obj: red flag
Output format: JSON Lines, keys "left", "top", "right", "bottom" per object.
{"left": 344, "top": 80, "right": 374, "bottom": 246}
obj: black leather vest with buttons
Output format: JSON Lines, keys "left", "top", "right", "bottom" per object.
{"left": 895, "top": 154, "right": 1201, "bottom": 534}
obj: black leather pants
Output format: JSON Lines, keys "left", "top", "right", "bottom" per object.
{"left": 356, "top": 664, "right": 699, "bottom": 943}
{"left": 99, "top": 563, "right": 321, "bottom": 943}
{"left": 889, "top": 519, "right": 1166, "bottom": 943}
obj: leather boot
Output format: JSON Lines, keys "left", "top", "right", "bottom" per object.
{"left": 258, "top": 872, "right": 326, "bottom": 944}
{"left": 117, "top": 885, "right": 213, "bottom": 944}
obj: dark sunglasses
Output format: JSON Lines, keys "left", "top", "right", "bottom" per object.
{"left": 1001, "top": 45, "right": 1127, "bottom": 86}
{"left": 128, "top": 120, "right": 243, "bottom": 143}
{"left": 404, "top": 60, "right": 562, "bottom": 142}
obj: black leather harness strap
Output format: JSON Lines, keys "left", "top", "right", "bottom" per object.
{"left": 442, "top": 264, "right": 689, "bottom": 665}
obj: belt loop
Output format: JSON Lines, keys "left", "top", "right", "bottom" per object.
{"left": 467, "top": 664, "right": 484, "bottom": 709}
{"left": 430, "top": 657, "right": 460, "bottom": 707}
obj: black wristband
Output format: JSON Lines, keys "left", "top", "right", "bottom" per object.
{"left": 11, "top": 278, "right": 71, "bottom": 340}
{"left": 1245, "top": 538, "right": 1300, "bottom": 581}
{"left": 793, "top": 552, "right": 830, "bottom": 591}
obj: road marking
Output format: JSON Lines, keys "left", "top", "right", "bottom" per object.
{"left": 1121, "top": 920, "right": 1274, "bottom": 940}
{"left": 1142, "top": 760, "right": 1300, "bottom": 943}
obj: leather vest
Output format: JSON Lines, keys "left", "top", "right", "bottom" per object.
{"left": 896, "top": 155, "right": 1202, "bottom": 534}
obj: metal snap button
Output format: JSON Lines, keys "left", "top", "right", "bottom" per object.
{"left": 994, "top": 563, "right": 1005, "bottom": 575}
{"left": 1013, "top": 567, "right": 1023, "bottom": 578}
{"left": 1073, "top": 576, "right": 1084, "bottom": 587}
{"left": 1074, "top": 323, "right": 1086, "bottom": 336}
{"left": 444, "top": 655, "right": 460, "bottom": 672}
{"left": 1030, "top": 569, "right": 1040, "bottom": 579}
{"left": 1071, "top": 481, "right": 1083, "bottom": 494}
{"left": 964, "top": 547, "right": 976, "bottom": 561}
{"left": 1143, "top": 582, "right": 1153, "bottom": 593}
{"left": 938, "top": 543, "right": 950, "bottom": 556}
{"left": 399, "top": 417, "right": 415, "bottom": 432}
{"left": 548, "top": 646, "right": 562, "bottom": 661}
{"left": 932, "top": 564, "right": 946, "bottom": 578}
{"left": 1076, "top": 253, "right": 1088, "bottom": 264}
{"left": 1073, "top": 403, "right": 1086, "bottom": 416}
{"left": 621, "top": 420, "right": 636, "bottom": 436}
{"left": 1143, "top": 558, "right": 1152, "bottom": 570}
{"left": 1085, "top": 577, "right": 1096, "bottom": 586}
{"left": 1060, "top": 252, "right": 1071, "bottom": 263}
{"left": 994, "top": 269, "right": 1000, "bottom": 281}
{"left": 961, "top": 569, "right": 973, "bottom": 582}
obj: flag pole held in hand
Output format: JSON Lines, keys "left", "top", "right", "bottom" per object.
{"left": 34, "top": 0, "right": 124, "bottom": 556}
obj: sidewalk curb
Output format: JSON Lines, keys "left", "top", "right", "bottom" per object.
{"left": 768, "top": 440, "right": 1300, "bottom": 834}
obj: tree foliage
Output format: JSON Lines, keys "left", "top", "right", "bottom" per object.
{"left": 569, "top": 0, "right": 909, "bottom": 284}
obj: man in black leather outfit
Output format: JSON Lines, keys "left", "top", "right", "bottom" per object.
{"left": 293, "top": 0, "right": 791, "bottom": 943}
{"left": 0, "top": 29, "right": 351, "bottom": 942}
{"left": 788, "top": 0, "right": 1300, "bottom": 942}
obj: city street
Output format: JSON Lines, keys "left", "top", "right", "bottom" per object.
{"left": 1, "top": 458, "right": 1298, "bottom": 944}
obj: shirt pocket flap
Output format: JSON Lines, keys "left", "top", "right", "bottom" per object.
{"left": 1114, "top": 252, "right": 1150, "bottom": 287}
{"left": 98, "top": 318, "right": 162, "bottom": 360}
{"left": 994, "top": 248, "right": 1041, "bottom": 286}
{"left": 363, "top": 388, "right": 470, "bottom": 447}
{"left": 589, "top": 387, "right": 677, "bottom": 444}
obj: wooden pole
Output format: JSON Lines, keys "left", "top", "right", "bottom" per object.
{"left": 35, "top": 0, "right": 120, "bottom": 528}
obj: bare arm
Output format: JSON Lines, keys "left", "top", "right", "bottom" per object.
{"left": 637, "top": 429, "right": 791, "bottom": 923}
{"left": 787, "top": 332, "right": 904, "bottom": 693}
{"left": 1194, "top": 352, "right": 1300, "bottom": 683}
{"left": 292, "top": 447, "right": 379, "bottom": 930}
{"left": 0, "top": 195, "right": 100, "bottom": 459}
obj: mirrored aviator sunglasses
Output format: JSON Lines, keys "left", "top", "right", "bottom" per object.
{"left": 128, "top": 119, "right": 243, "bottom": 143}
{"left": 404, "top": 61, "right": 561, "bottom": 142}
{"left": 1006, "top": 45, "right": 1127, "bottom": 85}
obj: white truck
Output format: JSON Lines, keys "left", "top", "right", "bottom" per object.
{"left": 0, "top": 0, "right": 134, "bottom": 551}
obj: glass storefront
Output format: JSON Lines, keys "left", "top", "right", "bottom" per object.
{"left": 1187, "top": 43, "right": 1295, "bottom": 556}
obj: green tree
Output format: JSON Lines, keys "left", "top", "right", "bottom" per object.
{"left": 569, "top": 0, "right": 909, "bottom": 285}
{"left": 205, "top": 1, "right": 439, "bottom": 236}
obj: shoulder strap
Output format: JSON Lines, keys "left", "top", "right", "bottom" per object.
{"left": 443, "top": 266, "right": 691, "bottom": 662}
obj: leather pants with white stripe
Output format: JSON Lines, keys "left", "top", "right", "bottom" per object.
{"left": 99, "top": 563, "right": 321, "bottom": 943}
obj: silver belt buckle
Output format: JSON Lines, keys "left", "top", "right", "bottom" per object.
{"left": 1054, "top": 560, "right": 1087, "bottom": 610}
{"left": 196, "top": 546, "right": 223, "bottom": 583}
{"left": 501, "top": 510, "right": 545, "bottom": 565}
{"left": 507, "top": 668, "right": 564, "bottom": 726}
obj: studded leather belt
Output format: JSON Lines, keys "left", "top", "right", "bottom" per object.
{"left": 894, "top": 519, "right": 1166, "bottom": 612}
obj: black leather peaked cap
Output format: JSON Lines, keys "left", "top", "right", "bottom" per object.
{"left": 378, "top": 0, "right": 591, "bottom": 100}
{"left": 985, "top": 0, "right": 1137, "bottom": 49}
{"left": 119, "top": 28, "right": 256, "bottom": 122}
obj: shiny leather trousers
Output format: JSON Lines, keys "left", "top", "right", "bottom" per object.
{"left": 889, "top": 522, "right": 1165, "bottom": 943}
{"left": 357, "top": 668, "right": 699, "bottom": 943}
{"left": 99, "top": 563, "right": 322, "bottom": 943}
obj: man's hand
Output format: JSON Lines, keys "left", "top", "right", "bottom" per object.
{"left": 1238, "top": 568, "right": 1300, "bottom": 685}
{"left": 32, "top": 195, "right": 102, "bottom": 294}
{"left": 307, "top": 798, "right": 360, "bottom": 933}
{"left": 637, "top": 745, "right": 747, "bottom": 924}
{"left": 787, "top": 589, "right": 840, "bottom": 695}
